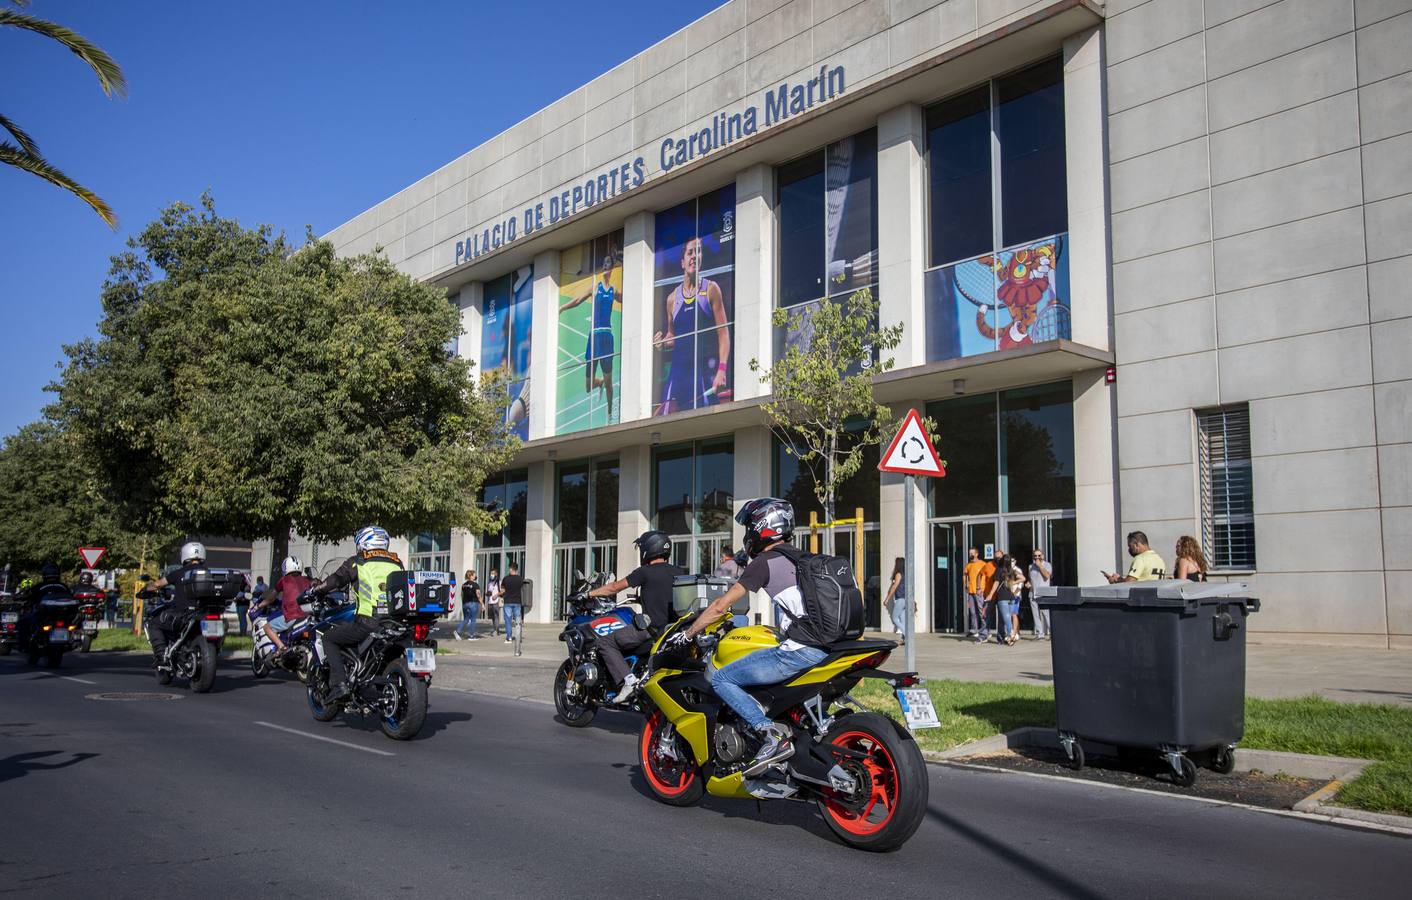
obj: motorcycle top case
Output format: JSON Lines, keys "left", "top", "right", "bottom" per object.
{"left": 177, "top": 567, "right": 243, "bottom": 603}
{"left": 379, "top": 571, "right": 450, "bottom": 618}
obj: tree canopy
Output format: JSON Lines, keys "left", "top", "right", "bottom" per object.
{"left": 48, "top": 195, "right": 517, "bottom": 546}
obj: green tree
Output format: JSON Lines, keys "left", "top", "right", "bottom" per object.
{"left": 1, "top": 0, "right": 126, "bottom": 227}
{"left": 750, "top": 288, "right": 911, "bottom": 539}
{"left": 0, "top": 421, "right": 167, "bottom": 577}
{"left": 49, "top": 196, "right": 517, "bottom": 570}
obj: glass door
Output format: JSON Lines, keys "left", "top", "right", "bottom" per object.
{"left": 930, "top": 522, "right": 962, "bottom": 632}
{"left": 1044, "top": 515, "right": 1077, "bottom": 587}
{"left": 553, "top": 546, "right": 587, "bottom": 620}
{"left": 1003, "top": 517, "right": 1036, "bottom": 631}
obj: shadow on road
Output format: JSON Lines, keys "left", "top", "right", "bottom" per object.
{"left": 553, "top": 708, "right": 643, "bottom": 736}
{"left": 0, "top": 750, "right": 100, "bottom": 785}
{"left": 925, "top": 802, "right": 1106, "bottom": 899}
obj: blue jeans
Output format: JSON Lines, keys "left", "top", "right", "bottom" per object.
{"left": 710, "top": 645, "right": 828, "bottom": 732}
{"left": 889, "top": 596, "right": 908, "bottom": 634}
{"left": 503, "top": 603, "right": 522, "bottom": 641}
{"left": 457, "top": 602, "right": 480, "bottom": 636}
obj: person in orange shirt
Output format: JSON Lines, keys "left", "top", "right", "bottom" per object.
{"left": 963, "top": 548, "right": 995, "bottom": 643}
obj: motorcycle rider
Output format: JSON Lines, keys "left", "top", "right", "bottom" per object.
{"left": 15, "top": 563, "right": 68, "bottom": 646}
{"left": 255, "top": 556, "right": 311, "bottom": 655}
{"left": 585, "top": 530, "right": 684, "bottom": 703}
{"left": 142, "top": 541, "right": 208, "bottom": 668}
{"left": 674, "top": 498, "right": 826, "bottom": 776}
{"left": 309, "top": 525, "right": 403, "bottom": 703}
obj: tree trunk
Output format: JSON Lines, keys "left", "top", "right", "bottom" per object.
{"left": 824, "top": 434, "right": 836, "bottom": 557}
{"left": 271, "top": 525, "right": 290, "bottom": 585}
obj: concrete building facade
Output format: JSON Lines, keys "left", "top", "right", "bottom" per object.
{"left": 258, "top": 0, "right": 1412, "bottom": 648}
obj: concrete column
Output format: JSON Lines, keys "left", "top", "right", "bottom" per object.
{"left": 529, "top": 251, "right": 560, "bottom": 441}
{"left": 617, "top": 444, "right": 652, "bottom": 577}
{"left": 879, "top": 400, "right": 931, "bottom": 633}
{"left": 523, "top": 460, "right": 556, "bottom": 623}
{"left": 877, "top": 103, "right": 927, "bottom": 370}
{"left": 1073, "top": 370, "right": 1120, "bottom": 584}
{"left": 620, "top": 211, "right": 654, "bottom": 424}
{"left": 457, "top": 281, "right": 483, "bottom": 374}
{"left": 1063, "top": 26, "right": 1111, "bottom": 351}
{"left": 733, "top": 163, "right": 776, "bottom": 402}
{"left": 732, "top": 424, "right": 774, "bottom": 622}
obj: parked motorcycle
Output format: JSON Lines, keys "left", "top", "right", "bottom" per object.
{"left": 305, "top": 569, "right": 448, "bottom": 741}
{"left": 0, "top": 593, "right": 21, "bottom": 656}
{"left": 140, "top": 567, "right": 242, "bottom": 693}
{"left": 249, "top": 592, "right": 352, "bottom": 683}
{"left": 72, "top": 587, "right": 106, "bottom": 654}
{"left": 636, "top": 610, "right": 931, "bottom": 852}
{"left": 553, "top": 571, "right": 654, "bottom": 727}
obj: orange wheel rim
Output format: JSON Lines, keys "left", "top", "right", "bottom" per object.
{"left": 822, "top": 731, "right": 900, "bottom": 835}
{"left": 641, "top": 711, "right": 695, "bottom": 796}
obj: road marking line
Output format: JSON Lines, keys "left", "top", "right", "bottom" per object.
{"left": 60, "top": 675, "right": 98, "bottom": 685}
{"left": 254, "top": 720, "right": 395, "bottom": 757}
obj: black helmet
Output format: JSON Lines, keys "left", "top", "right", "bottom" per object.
{"left": 735, "top": 497, "right": 795, "bottom": 558}
{"left": 79, "top": 572, "right": 95, "bottom": 585}
{"left": 633, "top": 530, "right": 671, "bottom": 566}
{"left": 39, "top": 563, "right": 61, "bottom": 583}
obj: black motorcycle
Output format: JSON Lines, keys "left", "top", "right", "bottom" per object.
{"left": 17, "top": 586, "right": 80, "bottom": 668}
{"left": 553, "top": 571, "right": 655, "bottom": 727}
{"left": 140, "top": 567, "right": 241, "bottom": 693}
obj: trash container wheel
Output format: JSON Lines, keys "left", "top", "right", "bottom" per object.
{"left": 1210, "top": 746, "right": 1235, "bottom": 775}
{"left": 1172, "top": 755, "right": 1197, "bottom": 788}
{"left": 1067, "top": 742, "right": 1085, "bottom": 771}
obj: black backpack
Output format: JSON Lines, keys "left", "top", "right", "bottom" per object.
{"left": 773, "top": 545, "right": 866, "bottom": 648}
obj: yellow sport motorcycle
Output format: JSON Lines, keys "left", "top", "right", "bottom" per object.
{"left": 636, "top": 611, "right": 930, "bottom": 852}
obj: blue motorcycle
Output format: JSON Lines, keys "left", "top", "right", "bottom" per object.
{"left": 249, "top": 592, "right": 352, "bottom": 683}
{"left": 553, "top": 572, "right": 654, "bottom": 727}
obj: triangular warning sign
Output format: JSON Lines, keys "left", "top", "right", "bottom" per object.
{"left": 78, "top": 547, "right": 107, "bottom": 568}
{"left": 878, "top": 409, "right": 945, "bottom": 477}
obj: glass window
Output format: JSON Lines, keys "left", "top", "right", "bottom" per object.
{"left": 1198, "top": 406, "right": 1256, "bottom": 570}
{"left": 481, "top": 267, "right": 534, "bottom": 441}
{"left": 410, "top": 532, "right": 451, "bottom": 573}
{"left": 653, "top": 445, "right": 695, "bottom": 535}
{"left": 777, "top": 152, "right": 825, "bottom": 308}
{"left": 593, "top": 460, "right": 619, "bottom": 540}
{"left": 653, "top": 185, "right": 736, "bottom": 416}
{"left": 555, "top": 457, "right": 618, "bottom": 545}
{"left": 926, "top": 394, "right": 999, "bottom": 517}
{"left": 773, "top": 430, "right": 881, "bottom": 524}
{"left": 1000, "top": 382, "right": 1075, "bottom": 512}
{"left": 557, "top": 463, "right": 589, "bottom": 543}
{"left": 997, "top": 58, "right": 1068, "bottom": 248}
{"left": 557, "top": 231, "right": 624, "bottom": 432}
{"left": 927, "top": 86, "right": 992, "bottom": 266}
{"left": 652, "top": 438, "right": 734, "bottom": 537}
{"left": 697, "top": 438, "right": 735, "bottom": 536}
{"left": 478, "top": 470, "right": 528, "bottom": 547}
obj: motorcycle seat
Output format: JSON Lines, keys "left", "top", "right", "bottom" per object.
{"left": 820, "top": 638, "right": 897, "bottom": 655}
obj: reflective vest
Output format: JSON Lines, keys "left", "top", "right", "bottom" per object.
{"left": 354, "top": 558, "right": 403, "bottom": 618}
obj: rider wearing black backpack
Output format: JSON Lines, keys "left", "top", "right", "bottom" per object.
{"left": 675, "top": 497, "right": 865, "bottom": 776}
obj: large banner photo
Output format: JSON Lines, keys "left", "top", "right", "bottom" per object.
{"left": 556, "top": 231, "right": 623, "bottom": 433}
{"left": 653, "top": 185, "right": 735, "bottom": 416}
{"left": 482, "top": 265, "right": 534, "bottom": 441}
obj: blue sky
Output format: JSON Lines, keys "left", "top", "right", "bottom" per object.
{"left": 0, "top": 0, "right": 722, "bottom": 438}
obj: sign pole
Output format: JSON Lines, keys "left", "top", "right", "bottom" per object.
{"left": 904, "top": 474, "right": 916, "bottom": 673}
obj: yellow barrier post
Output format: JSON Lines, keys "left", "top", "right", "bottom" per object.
{"left": 808, "top": 511, "right": 820, "bottom": 554}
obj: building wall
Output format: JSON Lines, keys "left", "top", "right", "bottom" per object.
{"left": 1105, "top": 0, "right": 1412, "bottom": 647}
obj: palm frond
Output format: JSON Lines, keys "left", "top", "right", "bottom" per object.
{"left": 0, "top": 142, "right": 116, "bottom": 227}
{"left": 0, "top": 112, "right": 39, "bottom": 156}
{"left": 0, "top": 9, "right": 127, "bottom": 98}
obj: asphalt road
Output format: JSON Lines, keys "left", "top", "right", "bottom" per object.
{"left": 1, "top": 652, "right": 1406, "bottom": 899}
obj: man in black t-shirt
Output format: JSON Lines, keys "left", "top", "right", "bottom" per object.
{"left": 586, "top": 530, "right": 684, "bottom": 702}
{"left": 500, "top": 564, "right": 525, "bottom": 645}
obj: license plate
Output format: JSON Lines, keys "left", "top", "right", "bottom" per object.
{"left": 200, "top": 619, "right": 226, "bottom": 638}
{"left": 896, "top": 687, "right": 940, "bottom": 731}
{"left": 0, "top": 612, "right": 15, "bottom": 623}
{"left": 405, "top": 647, "right": 436, "bottom": 673}
{"left": 84, "top": 621, "right": 99, "bottom": 632}
{"left": 50, "top": 630, "right": 70, "bottom": 644}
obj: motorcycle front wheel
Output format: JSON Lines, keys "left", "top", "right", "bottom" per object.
{"left": 815, "top": 712, "right": 929, "bottom": 852}
{"left": 191, "top": 641, "right": 218, "bottom": 693}
{"left": 250, "top": 651, "right": 270, "bottom": 679}
{"left": 307, "top": 667, "right": 341, "bottom": 721}
{"left": 553, "top": 659, "right": 596, "bottom": 728}
{"left": 379, "top": 658, "right": 428, "bottom": 740}
{"left": 638, "top": 710, "right": 703, "bottom": 807}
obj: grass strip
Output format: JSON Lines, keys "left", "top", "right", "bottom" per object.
{"left": 92, "top": 629, "right": 253, "bottom": 653}
{"left": 849, "top": 678, "right": 1412, "bottom": 817}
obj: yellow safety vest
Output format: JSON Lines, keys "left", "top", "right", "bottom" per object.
{"left": 354, "top": 558, "right": 403, "bottom": 618}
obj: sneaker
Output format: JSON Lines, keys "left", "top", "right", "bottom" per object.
{"left": 611, "top": 673, "right": 639, "bottom": 704}
{"left": 744, "top": 724, "right": 795, "bottom": 777}
{"left": 453, "top": 633, "right": 463, "bottom": 641}
{"left": 504, "top": 638, "right": 512, "bottom": 644}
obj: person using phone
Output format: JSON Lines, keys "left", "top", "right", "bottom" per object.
{"left": 1105, "top": 531, "right": 1167, "bottom": 583}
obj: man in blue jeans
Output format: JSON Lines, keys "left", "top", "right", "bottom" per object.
{"left": 676, "top": 497, "right": 824, "bottom": 776}
{"left": 499, "top": 562, "right": 524, "bottom": 645}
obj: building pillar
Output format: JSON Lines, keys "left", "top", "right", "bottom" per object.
{"left": 879, "top": 400, "right": 931, "bottom": 633}
{"left": 457, "top": 281, "right": 483, "bottom": 374}
{"left": 1073, "top": 370, "right": 1119, "bottom": 584}
{"left": 732, "top": 424, "right": 773, "bottom": 622}
{"left": 617, "top": 444, "right": 652, "bottom": 579}
{"left": 529, "top": 251, "right": 559, "bottom": 442}
{"left": 524, "top": 460, "right": 556, "bottom": 623}
{"left": 877, "top": 103, "right": 927, "bottom": 370}
{"left": 1063, "top": 26, "right": 1111, "bottom": 351}
{"left": 620, "top": 211, "right": 654, "bottom": 424}
{"left": 733, "top": 163, "right": 776, "bottom": 402}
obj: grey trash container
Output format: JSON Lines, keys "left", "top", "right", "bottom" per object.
{"left": 1035, "top": 580, "right": 1260, "bottom": 786}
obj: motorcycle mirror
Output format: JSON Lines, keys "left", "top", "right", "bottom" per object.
{"left": 572, "top": 568, "right": 584, "bottom": 581}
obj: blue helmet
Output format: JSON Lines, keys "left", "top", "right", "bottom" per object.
{"left": 353, "top": 525, "right": 390, "bottom": 553}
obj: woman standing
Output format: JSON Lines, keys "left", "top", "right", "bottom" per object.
{"left": 988, "top": 554, "right": 1023, "bottom": 646}
{"left": 883, "top": 557, "right": 907, "bottom": 644}
{"left": 1174, "top": 536, "right": 1209, "bottom": 582}
{"left": 485, "top": 568, "right": 503, "bottom": 636}
{"left": 455, "top": 569, "right": 481, "bottom": 640}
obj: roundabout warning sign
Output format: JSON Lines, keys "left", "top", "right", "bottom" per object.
{"left": 878, "top": 409, "right": 945, "bottom": 477}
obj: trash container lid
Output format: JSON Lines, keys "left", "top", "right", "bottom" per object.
{"left": 1036, "top": 580, "right": 1257, "bottom": 610}
{"left": 672, "top": 574, "right": 735, "bottom": 587}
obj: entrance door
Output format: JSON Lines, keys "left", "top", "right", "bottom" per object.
{"left": 1003, "top": 518, "right": 1036, "bottom": 631}
{"left": 930, "top": 522, "right": 962, "bottom": 632}
{"left": 552, "top": 546, "right": 587, "bottom": 620}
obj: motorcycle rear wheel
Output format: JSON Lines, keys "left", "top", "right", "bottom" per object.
{"left": 46, "top": 649, "right": 63, "bottom": 668}
{"left": 553, "top": 659, "right": 596, "bottom": 728}
{"left": 0, "top": 643, "right": 10, "bottom": 656}
{"left": 638, "top": 710, "right": 703, "bottom": 806}
{"left": 26, "top": 648, "right": 40, "bottom": 666}
{"left": 815, "top": 712, "right": 929, "bottom": 852}
{"left": 191, "top": 641, "right": 218, "bottom": 693}
{"left": 80, "top": 634, "right": 93, "bottom": 654}
{"left": 378, "top": 658, "right": 428, "bottom": 741}
{"left": 307, "top": 668, "right": 341, "bottom": 721}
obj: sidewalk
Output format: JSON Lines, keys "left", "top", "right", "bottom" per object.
{"left": 431, "top": 624, "right": 1412, "bottom": 707}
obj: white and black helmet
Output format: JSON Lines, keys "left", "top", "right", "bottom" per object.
{"left": 735, "top": 498, "right": 795, "bottom": 558}
{"left": 180, "top": 541, "right": 206, "bottom": 565}
{"left": 353, "top": 525, "right": 390, "bottom": 554}
{"left": 282, "top": 556, "right": 303, "bottom": 576}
